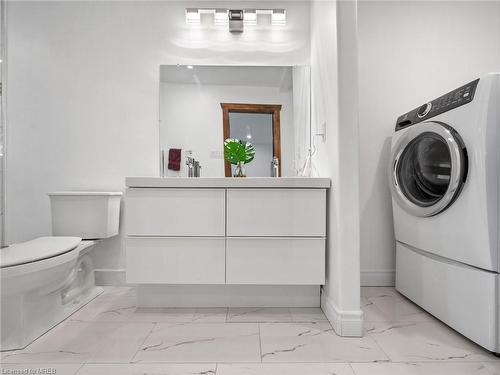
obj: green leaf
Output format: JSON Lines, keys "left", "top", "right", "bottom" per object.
{"left": 224, "top": 138, "right": 244, "bottom": 165}
{"left": 243, "top": 141, "right": 255, "bottom": 164}
{"left": 224, "top": 138, "right": 255, "bottom": 165}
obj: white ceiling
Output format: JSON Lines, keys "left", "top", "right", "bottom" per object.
{"left": 160, "top": 65, "right": 293, "bottom": 91}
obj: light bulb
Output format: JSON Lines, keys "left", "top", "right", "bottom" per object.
{"left": 271, "top": 9, "right": 286, "bottom": 26}
{"left": 215, "top": 9, "right": 228, "bottom": 25}
{"left": 243, "top": 10, "right": 257, "bottom": 25}
{"left": 185, "top": 8, "right": 201, "bottom": 24}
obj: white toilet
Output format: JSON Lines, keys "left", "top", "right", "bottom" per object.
{"left": 0, "top": 192, "right": 122, "bottom": 351}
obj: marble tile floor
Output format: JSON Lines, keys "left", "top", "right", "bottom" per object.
{"left": 1, "top": 287, "right": 499, "bottom": 374}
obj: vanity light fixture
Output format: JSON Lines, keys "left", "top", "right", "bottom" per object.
{"left": 185, "top": 8, "right": 286, "bottom": 29}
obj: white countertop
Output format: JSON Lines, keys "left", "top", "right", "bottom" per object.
{"left": 126, "top": 177, "right": 331, "bottom": 189}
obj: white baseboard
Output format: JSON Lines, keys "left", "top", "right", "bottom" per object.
{"left": 321, "top": 293, "right": 363, "bottom": 337}
{"left": 94, "top": 269, "right": 127, "bottom": 286}
{"left": 137, "top": 284, "right": 320, "bottom": 308}
{"left": 361, "top": 269, "right": 395, "bottom": 287}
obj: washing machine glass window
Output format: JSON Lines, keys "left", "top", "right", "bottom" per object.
{"left": 398, "top": 132, "right": 451, "bottom": 206}
{"left": 390, "top": 122, "right": 467, "bottom": 217}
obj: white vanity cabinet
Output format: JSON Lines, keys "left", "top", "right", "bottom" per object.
{"left": 126, "top": 188, "right": 225, "bottom": 284}
{"left": 226, "top": 237, "right": 325, "bottom": 285}
{"left": 127, "top": 237, "right": 225, "bottom": 284}
{"left": 226, "top": 189, "right": 326, "bottom": 237}
{"left": 126, "top": 188, "right": 225, "bottom": 236}
{"left": 125, "top": 178, "right": 329, "bottom": 288}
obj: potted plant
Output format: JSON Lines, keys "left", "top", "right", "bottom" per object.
{"left": 224, "top": 138, "right": 255, "bottom": 177}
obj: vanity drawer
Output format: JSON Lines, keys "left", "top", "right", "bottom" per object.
{"left": 226, "top": 238, "right": 325, "bottom": 285}
{"left": 126, "top": 188, "right": 225, "bottom": 236}
{"left": 226, "top": 189, "right": 326, "bottom": 237}
{"left": 126, "top": 237, "right": 225, "bottom": 284}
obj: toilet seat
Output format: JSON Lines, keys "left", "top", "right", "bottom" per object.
{"left": 0, "top": 236, "right": 82, "bottom": 268}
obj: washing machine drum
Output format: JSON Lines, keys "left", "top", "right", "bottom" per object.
{"left": 389, "top": 121, "right": 468, "bottom": 217}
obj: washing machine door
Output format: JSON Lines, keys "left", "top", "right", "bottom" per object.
{"left": 389, "top": 121, "right": 468, "bottom": 217}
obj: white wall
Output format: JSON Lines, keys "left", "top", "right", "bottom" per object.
{"left": 160, "top": 82, "right": 294, "bottom": 177}
{"left": 0, "top": 1, "right": 4, "bottom": 248}
{"left": 311, "top": 0, "right": 362, "bottom": 336}
{"left": 6, "top": 1, "right": 310, "bottom": 281}
{"left": 292, "top": 66, "right": 311, "bottom": 171}
{"left": 357, "top": 0, "right": 500, "bottom": 286}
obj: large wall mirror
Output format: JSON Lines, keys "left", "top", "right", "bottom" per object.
{"left": 159, "top": 65, "right": 310, "bottom": 177}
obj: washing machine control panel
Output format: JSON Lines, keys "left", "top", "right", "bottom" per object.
{"left": 395, "top": 78, "right": 480, "bottom": 131}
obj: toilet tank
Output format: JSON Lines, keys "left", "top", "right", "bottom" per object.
{"left": 48, "top": 192, "right": 123, "bottom": 239}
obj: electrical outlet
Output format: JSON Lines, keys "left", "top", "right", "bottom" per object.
{"left": 210, "top": 150, "right": 224, "bottom": 159}
{"left": 316, "top": 121, "right": 326, "bottom": 142}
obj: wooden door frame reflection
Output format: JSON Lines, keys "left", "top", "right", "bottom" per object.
{"left": 221, "top": 103, "right": 282, "bottom": 177}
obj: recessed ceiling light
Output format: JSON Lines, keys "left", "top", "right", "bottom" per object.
{"left": 186, "top": 65, "right": 194, "bottom": 70}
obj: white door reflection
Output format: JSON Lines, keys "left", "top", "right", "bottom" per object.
{"left": 229, "top": 112, "right": 274, "bottom": 177}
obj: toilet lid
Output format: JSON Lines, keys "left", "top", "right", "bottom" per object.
{"left": 0, "top": 236, "right": 82, "bottom": 268}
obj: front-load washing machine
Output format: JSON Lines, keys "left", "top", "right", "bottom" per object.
{"left": 389, "top": 73, "right": 499, "bottom": 353}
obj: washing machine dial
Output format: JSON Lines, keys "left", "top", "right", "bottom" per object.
{"left": 417, "top": 102, "right": 432, "bottom": 118}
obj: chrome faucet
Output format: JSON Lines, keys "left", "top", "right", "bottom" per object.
{"left": 271, "top": 156, "right": 280, "bottom": 177}
{"left": 186, "top": 152, "right": 195, "bottom": 177}
{"left": 193, "top": 160, "right": 201, "bottom": 177}
{"left": 186, "top": 151, "right": 201, "bottom": 177}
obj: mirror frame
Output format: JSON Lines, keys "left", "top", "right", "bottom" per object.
{"left": 221, "top": 103, "right": 282, "bottom": 177}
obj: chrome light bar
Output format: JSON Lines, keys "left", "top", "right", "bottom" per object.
{"left": 185, "top": 8, "right": 286, "bottom": 28}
